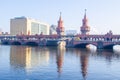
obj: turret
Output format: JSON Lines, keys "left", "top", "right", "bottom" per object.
{"left": 56, "top": 12, "right": 65, "bottom": 36}
{"left": 80, "top": 9, "right": 90, "bottom": 35}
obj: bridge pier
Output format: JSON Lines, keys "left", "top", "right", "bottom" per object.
{"left": 65, "top": 39, "right": 74, "bottom": 48}
{"left": 1, "top": 40, "right": 11, "bottom": 45}
{"left": 39, "top": 40, "right": 46, "bottom": 46}
{"left": 97, "top": 41, "right": 104, "bottom": 49}
{"left": 21, "top": 42, "right": 26, "bottom": 45}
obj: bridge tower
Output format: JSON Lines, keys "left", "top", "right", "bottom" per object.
{"left": 80, "top": 9, "right": 90, "bottom": 35}
{"left": 56, "top": 12, "right": 65, "bottom": 36}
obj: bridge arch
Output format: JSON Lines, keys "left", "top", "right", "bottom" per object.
{"left": 104, "top": 44, "right": 118, "bottom": 49}
{"left": 11, "top": 41, "right": 21, "bottom": 45}
{"left": 74, "top": 43, "right": 89, "bottom": 48}
{"left": 74, "top": 43, "right": 97, "bottom": 48}
{"left": 2, "top": 41, "right": 9, "bottom": 45}
{"left": 25, "top": 41, "right": 38, "bottom": 46}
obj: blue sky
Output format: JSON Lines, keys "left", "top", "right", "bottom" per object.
{"left": 0, "top": 0, "right": 120, "bottom": 34}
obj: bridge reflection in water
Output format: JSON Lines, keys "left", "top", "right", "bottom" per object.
{"left": 9, "top": 46, "right": 120, "bottom": 80}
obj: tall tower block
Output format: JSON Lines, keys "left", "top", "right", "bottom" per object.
{"left": 80, "top": 9, "right": 90, "bottom": 35}
{"left": 56, "top": 12, "right": 65, "bottom": 35}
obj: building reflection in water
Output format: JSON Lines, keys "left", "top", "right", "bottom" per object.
{"left": 9, "top": 45, "right": 120, "bottom": 79}
{"left": 76, "top": 49, "right": 90, "bottom": 80}
{"left": 81, "top": 50, "right": 90, "bottom": 80}
{"left": 30, "top": 47, "right": 49, "bottom": 67}
{"left": 80, "top": 48, "right": 120, "bottom": 80}
{"left": 56, "top": 47, "right": 65, "bottom": 75}
{"left": 10, "top": 46, "right": 49, "bottom": 72}
{"left": 65, "top": 48, "right": 90, "bottom": 80}
{"left": 66, "top": 48, "right": 90, "bottom": 80}
{"left": 10, "top": 46, "right": 31, "bottom": 69}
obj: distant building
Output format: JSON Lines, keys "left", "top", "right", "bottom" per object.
{"left": 1, "top": 32, "right": 9, "bottom": 35}
{"left": 50, "top": 25, "right": 57, "bottom": 35}
{"left": 5, "top": 32, "right": 9, "bottom": 35}
{"left": 66, "top": 30, "right": 77, "bottom": 35}
{"left": 10, "top": 17, "right": 50, "bottom": 35}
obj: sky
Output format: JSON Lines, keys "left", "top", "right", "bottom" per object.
{"left": 0, "top": 0, "right": 120, "bottom": 34}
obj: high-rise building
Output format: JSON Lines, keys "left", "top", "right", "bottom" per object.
{"left": 10, "top": 17, "right": 50, "bottom": 35}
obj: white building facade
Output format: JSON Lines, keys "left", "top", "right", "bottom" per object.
{"left": 10, "top": 17, "right": 50, "bottom": 35}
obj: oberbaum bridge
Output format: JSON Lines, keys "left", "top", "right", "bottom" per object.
{"left": 1, "top": 11, "right": 120, "bottom": 49}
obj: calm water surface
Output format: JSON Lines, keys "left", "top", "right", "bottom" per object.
{"left": 0, "top": 45, "right": 120, "bottom": 80}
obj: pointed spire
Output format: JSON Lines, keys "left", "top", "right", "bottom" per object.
{"left": 60, "top": 12, "right": 62, "bottom": 16}
{"left": 82, "top": 9, "right": 88, "bottom": 26}
{"left": 59, "top": 12, "right": 62, "bottom": 21}
{"left": 84, "top": 9, "right": 87, "bottom": 20}
{"left": 58, "top": 12, "right": 63, "bottom": 27}
{"left": 81, "top": 9, "right": 90, "bottom": 35}
{"left": 57, "top": 12, "right": 64, "bottom": 35}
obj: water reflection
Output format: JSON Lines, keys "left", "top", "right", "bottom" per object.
{"left": 9, "top": 46, "right": 120, "bottom": 80}
{"left": 96, "top": 49, "right": 120, "bottom": 62}
{"left": 66, "top": 48, "right": 90, "bottom": 80}
{"left": 30, "top": 47, "right": 49, "bottom": 67}
{"left": 10, "top": 46, "right": 49, "bottom": 71}
{"left": 47, "top": 47, "right": 65, "bottom": 77}
{"left": 67, "top": 48, "right": 120, "bottom": 80}
{"left": 56, "top": 47, "right": 65, "bottom": 74}
{"left": 80, "top": 49, "right": 89, "bottom": 80}
{"left": 10, "top": 46, "right": 31, "bottom": 69}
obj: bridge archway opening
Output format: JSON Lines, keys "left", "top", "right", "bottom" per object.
{"left": 104, "top": 44, "right": 115, "bottom": 49}
{"left": 74, "top": 43, "right": 90, "bottom": 48}
{"left": 2, "top": 41, "right": 9, "bottom": 45}
{"left": 11, "top": 41, "right": 21, "bottom": 45}
{"left": 25, "top": 42, "right": 38, "bottom": 46}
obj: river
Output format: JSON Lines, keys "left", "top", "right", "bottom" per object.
{"left": 0, "top": 45, "right": 120, "bottom": 80}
